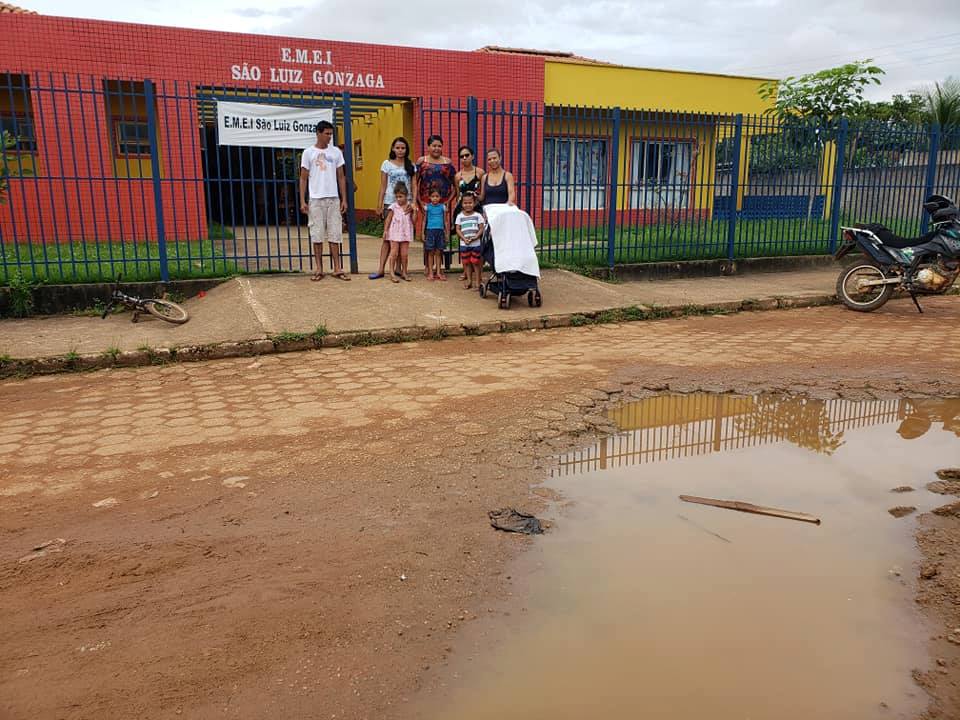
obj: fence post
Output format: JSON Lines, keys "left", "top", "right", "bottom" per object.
{"left": 467, "top": 96, "right": 478, "bottom": 157}
{"left": 828, "top": 117, "right": 849, "bottom": 253}
{"left": 726, "top": 114, "right": 744, "bottom": 262}
{"left": 143, "top": 79, "right": 169, "bottom": 282}
{"left": 921, "top": 124, "right": 941, "bottom": 234}
{"left": 524, "top": 102, "right": 534, "bottom": 212}
{"left": 341, "top": 92, "right": 359, "bottom": 274}
{"left": 606, "top": 107, "right": 621, "bottom": 269}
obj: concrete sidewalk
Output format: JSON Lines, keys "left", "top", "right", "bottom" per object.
{"left": 0, "top": 267, "right": 848, "bottom": 363}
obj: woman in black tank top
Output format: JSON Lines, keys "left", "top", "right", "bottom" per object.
{"left": 480, "top": 148, "right": 516, "bottom": 206}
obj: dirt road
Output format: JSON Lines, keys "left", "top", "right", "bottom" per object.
{"left": 2, "top": 297, "right": 960, "bottom": 719}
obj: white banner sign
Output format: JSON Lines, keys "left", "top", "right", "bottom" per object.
{"left": 216, "top": 101, "right": 334, "bottom": 148}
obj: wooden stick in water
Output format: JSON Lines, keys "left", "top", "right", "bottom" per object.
{"left": 679, "top": 495, "right": 821, "bottom": 525}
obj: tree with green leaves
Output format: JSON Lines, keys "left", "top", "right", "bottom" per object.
{"left": 758, "top": 61, "right": 885, "bottom": 222}
{"left": 759, "top": 60, "right": 885, "bottom": 125}
{"left": 853, "top": 93, "right": 925, "bottom": 125}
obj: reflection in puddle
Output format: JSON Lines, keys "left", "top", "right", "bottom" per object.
{"left": 425, "top": 395, "right": 960, "bottom": 720}
{"left": 555, "top": 395, "right": 960, "bottom": 476}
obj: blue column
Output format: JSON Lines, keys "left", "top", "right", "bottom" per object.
{"left": 341, "top": 92, "right": 359, "bottom": 274}
{"left": 467, "top": 96, "right": 478, "bottom": 157}
{"left": 143, "top": 79, "right": 169, "bottom": 282}
{"left": 726, "top": 114, "right": 744, "bottom": 262}
{"left": 921, "top": 124, "right": 941, "bottom": 234}
{"left": 606, "top": 107, "right": 621, "bottom": 269}
{"left": 828, "top": 117, "right": 849, "bottom": 253}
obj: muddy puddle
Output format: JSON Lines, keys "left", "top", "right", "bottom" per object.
{"left": 422, "top": 394, "right": 960, "bottom": 720}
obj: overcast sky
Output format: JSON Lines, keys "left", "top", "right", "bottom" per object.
{"left": 23, "top": 0, "right": 960, "bottom": 99}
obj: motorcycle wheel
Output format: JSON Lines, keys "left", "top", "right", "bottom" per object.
{"left": 836, "top": 261, "right": 894, "bottom": 312}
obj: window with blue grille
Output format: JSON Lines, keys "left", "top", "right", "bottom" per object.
{"left": 114, "top": 120, "right": 151, "bottom": 157}
{"left": 543, "top": 137, "right": 607, "bottom": 211}
{"left": 0, "top": 115, "right": 36, "bottom": 153}
{"left": 629, "top": 139, "right": 693, "bottom": 209}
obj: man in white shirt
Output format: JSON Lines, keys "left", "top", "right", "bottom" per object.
{"left": 300, "top": 120, "right": 350, "bottom": 280}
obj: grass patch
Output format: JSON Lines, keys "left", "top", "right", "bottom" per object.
{"left": 135, "top": 343, "right": 167, "bottom": 365}
{"left": 2, "top": 239, "right": 241, "bottom": 285}
{"left": 272, "top": 324, "right": 328, "bottom": 346}
{"left": 101, "top": 346, "right": 121, "bottom": 361}
{"left": 272, "top": 330, "right": 308, "bottom": 343}
{"left": 208, "top": 223, "right": 235, "bottom": 241}
{"left": 4, "top": 272, "right": 37, "bottom": 317}
{"left": 356, "top": 217, "right": 385, "bottom": 237}
{"left": 352, "top": 332, "right": 385, "bottom": 347}
{"left": 536, "top": 214, "right": 917, "bottom": 268}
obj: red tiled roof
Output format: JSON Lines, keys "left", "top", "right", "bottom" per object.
{"left": 475, "top": 46, "right": 622, "bottom": 67}
{"left": 0, "top": 2, "right": 37, "bottom": 13}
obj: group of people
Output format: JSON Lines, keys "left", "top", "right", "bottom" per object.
{"left": 299, "top": 121, "right": 517, "bottom": 288}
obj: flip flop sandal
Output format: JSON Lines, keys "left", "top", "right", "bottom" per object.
{"left": 368, "top": 273, "right": 384, "bottom": 280}
{"left": 333, "top": 273, "right": 352, "bottom": 281}
{"left": 311, "top": 273, "right": 324, "bottom": 281}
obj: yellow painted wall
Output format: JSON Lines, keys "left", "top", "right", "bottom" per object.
{"left": 544, "top": 116, "right": 718, "bottom": 212}
{"left": 350, "top": 102, "right": 413, "bottom": 212}
{"left": 545, "top": 62, "right": 775, "bottom": 115}
{"left": 103, "top": 82, "right": 157, "bottom": 179}
{"left": 821, "top": 140, "right": 837, "bottom": 219}
{"left": 543, "top": 62, "right": 777, "bottom": 212}
{"left": 0, "top": 75, "right": 37, "bottom": 175}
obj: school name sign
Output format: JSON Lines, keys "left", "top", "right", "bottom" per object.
{"left": 228, "top": 47, "right": 386, "bottom": 91}
{"left": 216, "top": 101, "right": 334, "bottom": 148}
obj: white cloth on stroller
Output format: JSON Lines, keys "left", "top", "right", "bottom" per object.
{"left": 484, "top": 204, "right": 540, "bottom": 278}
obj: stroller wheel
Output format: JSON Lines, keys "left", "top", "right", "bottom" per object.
{"left": 479, "top": 283, "right": 487, "bottom": 298}
{"left": 527, "top": 291, "right": 534, "bottom": 307}
{"left": 498, "top": 292, "right": 509, "bottom": 310}
{"left": 534, "top": 289, "right": 542, "bottom": 308}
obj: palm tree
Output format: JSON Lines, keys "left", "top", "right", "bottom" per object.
{"left": 922, "top": 77, "right": 960, "bottom": 132}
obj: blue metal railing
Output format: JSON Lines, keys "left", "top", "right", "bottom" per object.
{"left": 2, "top": 70, "right": 959, "bottom": 283}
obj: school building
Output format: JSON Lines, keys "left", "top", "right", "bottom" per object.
{"left": 0, "top": 3, "right": 780, "bottom": 270}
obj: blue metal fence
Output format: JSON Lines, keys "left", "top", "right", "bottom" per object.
{"left": 419, "top": 98, "right": 959, "bottom": 267}
{"left": 2, "top": 70, "right": 959, "bottom": 283}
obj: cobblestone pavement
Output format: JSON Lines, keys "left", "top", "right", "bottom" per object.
{"left": 1, "top": 297, "right": 958, "bottom": 720}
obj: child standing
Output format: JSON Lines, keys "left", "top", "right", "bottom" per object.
{"left": 424, "top": 189, "right": 448, "bottom": 281}
{"left": 383, "top": 182, "right": 414, "bottom": 282}
{"left": 455, "top": 191, "right": 485, "bottom": 290}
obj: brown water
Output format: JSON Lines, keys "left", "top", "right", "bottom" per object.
{"left": 422, "top": 395, "right": 960, "bottom": 720}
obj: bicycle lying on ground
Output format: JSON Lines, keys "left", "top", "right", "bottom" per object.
{"left": 101, "top": 275, "right": 190, "bottom": 325}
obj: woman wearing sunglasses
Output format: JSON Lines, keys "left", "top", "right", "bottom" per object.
{"left": 453, "top": 146, "right": 484, "bottom": 279}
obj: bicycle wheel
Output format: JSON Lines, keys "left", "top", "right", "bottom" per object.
{"left": 144, "top": 299, "right": 190, "bottom": 324}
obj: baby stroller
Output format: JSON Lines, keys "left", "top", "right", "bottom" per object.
{"left": 478, "top": 204, "right": 543, "bottom": 309}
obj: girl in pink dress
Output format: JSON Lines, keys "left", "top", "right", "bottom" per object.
{"left": 384, "top": 182, "right": 414, "bottom": 282}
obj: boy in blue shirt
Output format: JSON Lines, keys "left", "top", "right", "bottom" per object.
{"left": 424, "top": 190, "right": 448, "bottom": 281}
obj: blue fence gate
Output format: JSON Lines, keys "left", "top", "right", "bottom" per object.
{"left": 2, "top": 68, "right": 960, "bottom": 283}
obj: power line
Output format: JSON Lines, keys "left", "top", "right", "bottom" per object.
{"left": 728, "top": 31, "right": 960, "bottom": 74}
{"left": 731, "top": 31, "right": 960, "bottom": 72}
{"left": 880, "top": 49, "right": 960, "bottom": 70}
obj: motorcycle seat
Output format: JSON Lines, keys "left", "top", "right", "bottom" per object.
{"left": 860, "top": 223, "right": 935, "bottom": 249}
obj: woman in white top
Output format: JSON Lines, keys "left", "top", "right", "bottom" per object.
{"left": 370, "top": 137, "right": 416, "bottom": 280}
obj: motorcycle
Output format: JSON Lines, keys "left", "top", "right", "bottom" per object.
{"left": 835, "top": 194, "right": 960, "bottom": 312}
